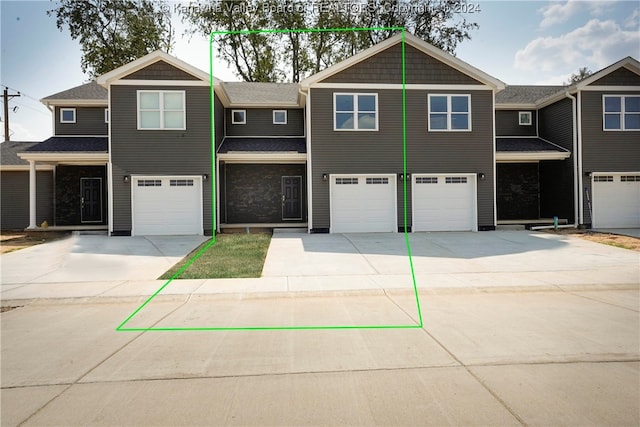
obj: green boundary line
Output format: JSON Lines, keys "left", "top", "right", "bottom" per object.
{"left": 117, "top": 26, "right": 423, "bottom": 332}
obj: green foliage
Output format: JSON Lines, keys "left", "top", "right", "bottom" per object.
{"left": 567, "top": 67, "right": 593, "bottom": 85}
{"left": 48, "top": 0, "right": 174, "bottom": 78}
{"left": 181, "top": 0, "right": 478, "bottom": 82}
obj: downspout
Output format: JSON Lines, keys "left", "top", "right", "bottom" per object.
{"left": 300, "top": 86, "right": 312, "bottom": 233}
{"left": 531, "top": 91, "right": 579, "bottom": 231}
{"left": 576, "top": 91, "right": 584, "bottom": 226}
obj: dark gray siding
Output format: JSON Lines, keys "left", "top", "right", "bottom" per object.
{"left": 122, "top": 60, "right": 200, "bottom": 80}
{"left": 323, "top": 44, "right": 482, "bottom": 85}
{"left": 214, "top": 93, "right": 224, "bottom": 150}
{"left": 591, "top": 67, "right": 640, "bottom": 86}
{"left": 581, "top": 90, "right": 640, "bottom": 224}
{"left": 225, "top": 108, "right": 305, "bottom": 137}
{"left": 110, "top": 85, "right": 212, "bottom": 234}
{"left": 496, "top": 110, "right": 537, "bottom": 136}
{"left": 538, "top": 97, "right": 575, "bottom": 223}
{"left": 1, "top": 171, "right": 53, "bottom": 229}
{"left": 310, "top": 88, "right": 494, "bottom": 230}
{"left": 55, "top": 106, "right": 108, "bottom": 135}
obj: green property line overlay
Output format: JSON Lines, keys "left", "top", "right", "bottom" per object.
{"left": 116, "top": 27, "right": 423, "bottom": 332}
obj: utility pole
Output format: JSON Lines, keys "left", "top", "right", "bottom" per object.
{"left": 2, "top": 87, "right": 21, "bottom": 142}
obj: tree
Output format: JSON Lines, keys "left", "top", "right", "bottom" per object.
{"left": 182, "top": 0, "right": 478, "bottom": 82}
{"left": 48, "top": 0, "right": 174, "bottom": 78}
{"left": 567, "top": 67, "right": 593, "bottom": 85}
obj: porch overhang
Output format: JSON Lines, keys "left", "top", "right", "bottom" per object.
{"left": 217, "top": 153, "right": 307, "bottom": 163}
{"left": 496, "top": 137, "right": 571, "bottom": 162}
{"left": 496, "top": 151, "right": 571, "bottom": 162}
{"left": 217, "top": 137, "right": 307, "bottom": 163}
{"left": 18, "top": 152, "right": 108, "bottom": 164}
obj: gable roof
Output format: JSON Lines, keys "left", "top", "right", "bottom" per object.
{"left": 41, "top": 81, "right": 107, "bottom": 107}
{"left": 96, "top": 50, "right": 214, "bottom": 86}
{"left": 301, "top": 32, "right": 505, "bottom": 90}
{"left": 495, "top": 85, "right": 565, "bottom": 108}
{"left": 217, "top": 82, "right": 302, "bottom": 107}
{"left": 574, "top": 56, "right": 640, "bottom": 89}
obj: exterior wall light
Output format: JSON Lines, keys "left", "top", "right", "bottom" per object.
{"left": 322, "top": 173, "right": 329, "bottom": 181}
{"left": 398, "top": 173, "right": 410, "bottom": 181}
{"left": 477, "top": 172, "right": 486, "bottom": 180}
{"left": 123, "top": 175, "right": 129, "bottom": 183}
{"left": 203, "top": 174, "right": 209, "bottom": 181}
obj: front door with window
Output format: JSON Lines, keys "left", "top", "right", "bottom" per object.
{"left": 81, "top": 178, "right": 103, "bottom": 223}
{"left": 282, "top": 176, "right": 302, "bottom": 220}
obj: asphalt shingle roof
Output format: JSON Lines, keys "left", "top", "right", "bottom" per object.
{"left": 221, "top": 82, "right": 300, "bottom": 105}
{"left": 496, "top": 137, "right": 569, "bottom": 152}
{"left": 25, "top": 137, "right": 108, "bottom": 152}
{"left": 42, "top": 81, "right": 107, "bottom": 101}
{"left": 218, "top": 137, "right": 306, "bottom": 153}
{"left": 0, "top": 141, "right": 40, "bottom": 165}
{"left": 496, "top": 85, "right": 565, "bottom": 105}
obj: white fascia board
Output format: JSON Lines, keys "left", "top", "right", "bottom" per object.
{"left": 496, "top": 152, "right": 571, "bottom": 162}
{"left": 218, "top": 153, "right": 307, "bottom": 163}
{"left": 17, "top": 152, "right": 109, "bottom": 163}
{"left": 96, "top": 50, "right": 211, "bottom": 86}
{"left": 0, "top": 165, "right": 55, "bottom": 171}
{"left": 580, "top": 86, "right": 640, "bottom": 92}
{"left": 495, "top": 103, "right": 539, "bottom": 110}
{"left": 41, "top": 99, "right": 107, "bottom": 107}
{"left": 311, "top": 83, "right": 491, "bottom": 91}
{"left": 111, "top": 80, "right": 210, "bottom": 87}
{"left": 214, "top": 83, "right": 232, "bottom": 107}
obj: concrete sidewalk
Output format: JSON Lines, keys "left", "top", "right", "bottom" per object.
{"left": 2, "top": 288, "right": 638, "bottom": 426}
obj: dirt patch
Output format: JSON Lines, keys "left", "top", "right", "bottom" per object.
{"left": 0, "top": 231, "right": 69, "bottom": 255}
{"left": 544, "top": 228, "right": 640, "bottom": 252}
{"left": 0, "top": 305, "right": 22, "bottom": 313}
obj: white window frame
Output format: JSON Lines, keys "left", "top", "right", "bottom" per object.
{"left": 60, "top": 108, "right": 76, "bottom": 124}
{"left": 428, "top": 94, "right": 472, "bottom": 132}
{"left": 104, "top": 108, "right": 109, "bottom": 124}
{"left": 518, "top": 111, "right": 532, "bottom": 126}
{"left": 273, "top": 110, "right": 287, "bottom": 125}
{"left": 137, "top": 90, "right": 186, "bottom": 130}
{"left": 232, "top": 109, "right": 246, "bottom": 125}
{"left": 333, "top": 93, "right": 379, "bottom": 131}
{"left": 603, "top": 95, "right": 640, "bottom": 131}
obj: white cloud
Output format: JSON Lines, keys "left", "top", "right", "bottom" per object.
{"left": 515, "top": 18, "right": 640, "bottom": 73}
{"left": 625, "top": 8, "right": 639, "bottom": 28}
{"left": 539, "top": 0, "right": 615, "bottom": 28}
{"left": 534, "top": 73, "right": 573, "bottom": 85}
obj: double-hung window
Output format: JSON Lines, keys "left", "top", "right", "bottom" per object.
{"left": 603, "top": 95, "right": 640, "bottom": 131}
{"left": 428, "top": 94, "right": 471, "bottom": 131}
{"left": 334, "top": 93, "right": 378, "bottom": 131}
{"left": 137, "top": 90, "right": 185, "bottom": 130}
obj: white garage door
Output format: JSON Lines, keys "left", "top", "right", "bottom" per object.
{"left": 132, "top": 176, "right": 203, "bottom": 236}
{"left": 330, "top": 175, "right": 396, "bottom": 233}
{"left": 412, "top": 174, "right": 477, "bottom": 231}
{"left": 592, "top": 174, "right": 640, "bottom": 228}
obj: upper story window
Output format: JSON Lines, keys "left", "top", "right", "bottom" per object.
{"left": 518, "top": 111, "right": 532, "bottom": 126}
{"left": 428, "top": 94, "right": 471, "bottom": 131}
{"left": 232, "top": 109, "right": 246, "bottom": 124}
{"left": 137, "top": 90, "right": 185, "bottom": 130}
{"left": 334, "top": 93, "right": 378, "bottom": 131}
{"left": 603, "top": 95, "right": 640, "bottom": 131}
{"left": 273, "top": 110, "right": 287, "bottom": 125}
{"left": 60, "top": 108, "right": 76, "bottom": 123}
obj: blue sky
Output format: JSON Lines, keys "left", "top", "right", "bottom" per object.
{"left": 1, "top": 0, "right": 638, "bottom": 141}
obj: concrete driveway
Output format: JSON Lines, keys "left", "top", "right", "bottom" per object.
{"left": 263, "top": 231, "right": 640, "bottom": 291}
{"left": 0, "top": 234, "right": 208, "bottom": 285}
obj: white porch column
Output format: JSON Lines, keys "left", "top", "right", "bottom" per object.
{"left": 28, "top": 160, "right": 37, "bottom": 229}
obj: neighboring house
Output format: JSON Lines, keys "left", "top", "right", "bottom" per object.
{"left": 2, "top": 35, "right": 638, "bottom": 234}
{"left": 301, "top": 33, "right": 505, "bottom": 232}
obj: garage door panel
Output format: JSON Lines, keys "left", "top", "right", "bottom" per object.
{"left": 133, "top": 177, "right": 202, "bottom": 236}
{"left": 413, "top": 174, "right": 476, "bottom": 232}
{"left": 331, "top": 175, "right": 396, "bottom": 233}
{"left": 592, "top": 174, "right": 640, "bottom": 228}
